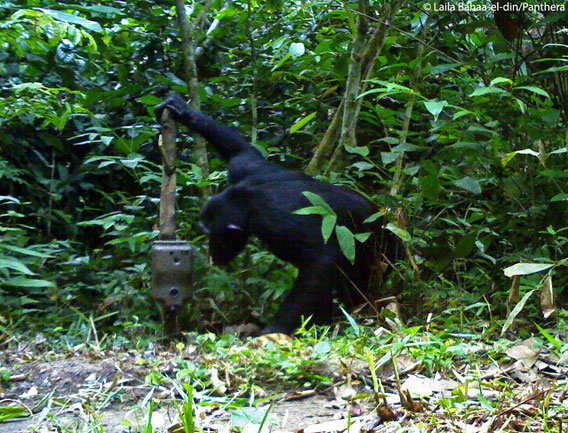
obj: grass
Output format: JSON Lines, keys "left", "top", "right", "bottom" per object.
{"left": 1, "top": 302, "right": 567, "bottom": 432}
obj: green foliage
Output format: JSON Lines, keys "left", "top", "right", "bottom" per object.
{"left": 294, "top": 191, "right": 372, "bottom": 264}
{"left": 0, "top": 0, "right": 566, "bottom": 335}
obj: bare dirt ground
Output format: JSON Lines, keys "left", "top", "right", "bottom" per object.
{"left": 1, "top": 349, "right": 351, "bottom": 432}
{"left": 2, "top": 333, "right": 568, "bottom": 432}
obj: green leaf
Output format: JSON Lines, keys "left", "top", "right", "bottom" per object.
{"left": 454, "top": 233, "right": 477, "bottom": 258}
{"left": 0, "top": 259, "right": 35, "bottom": 275}
{"left": 354, "top": 232, "right": 371, "bottom": 243}
{"left": 290, "top": 112, "right": 316, "bottom": 133}
{"left": 489, "top": 77, "right": 512, "bottom": 86}
{"left": 454, "top": 176, "right": 481, "bottom": 194}
{"left": 429, "top": 63, "right": 460, "bottom": 75}
{"left": 501, "top": 290, "right": 535, "bottom": 336}
{"left": 359, "top": 81, "right": 416, "bottom": 99}
{"left": 514, "top": 97, "right": 526, "bottom": 113}
{"left": 515, "top": 86, "right": 550, "bottom": 98}
{"left": 0, "top": 244, "right": 51, "bottom": 258}
{"left": 536, "top": 65, "right": 568, "bottom": 74}
{"left": 423, "top": 100, "right": 447, "bottom": 119}
{"left": 503, "top": 263, "right": 553, "bottom": 277}
{"left": 453, "top": 109, "right": 474, "bottom": 120}
{"left": 352, "top": 162, "right": 374, "bottom": 171}
{"left": 381, "top": 151, "right": 400, "bottom": 165}
{"left": 534, "top": 323, "right": 562, "bottom": 352}
{"left": 72, "top": 5, "right": 123, "bottom": 15}
{"left": 0, "top": 406, "right": 30, "bottom": 422}
{"left": 231, "top": 407, "right": 271, "bottom": 428}
{"left": 322, "top": 214, "right": 337, "bottom": 243}
{"left": 551, "top": 193, "right": 568, "bottom": 202}
{"left": 339, "top": 306, "right": 360, "bottom": 337}
{"left": 5, "top": 277, "right": 54, "bottom": 288}
{"left": 501, "top": 149, "right": 540, "bottom": 167}
{"left": 364, "top": 211, "right": 385, "bottom": 224}
{"left": 391, "top": 143, "right": 423, "bottom": 152}
{"left": 38, "top": 8, "right": 103, "bottom": 32}
{"left": 0, "top": 196, "right": 21, "bottom": 204}
{"left": 293, "top": 206, "right": 327, "bottom": 215}
{"left": 336, "top": 225, "right": 355, "bottom": 264}
{"left": 345, "top": 145, "right": 369, "bottom": 157}
{"left": 385, "top": 223, "right": 411, "bottom": 243}
{"left": 301, "top": 192, "right": 335, "bottom": 215}
{"left": 419, "top": 175, "right": 441, "bottom": 200}
{"left": 137, "top": 95, "right": 163, "bottom": 105}
{"left": 469, "top": 87, "right": 507, "bottom": 97}
{"left": 271, "top": 52, "right": 291, "bottom": 71}
{"left": 120, "top": 154, "right": 145, "bottom": 169}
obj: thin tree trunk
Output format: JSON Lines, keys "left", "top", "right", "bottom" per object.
{"left": 307, "top": 1, "right": 400, "bottom": 176}
{"left": 390, "top": 15, "right": 429, "bottom": 197}
{"left": 174, "top": 0, "right": 214, "bottom": 196}
{"left": 328, "top": 0, "right": 369, "bottom": 174}
{"left": 305, "top": 100, "right": 344, "bottom": 175}
{"left": 246, "top": 0, "right": 258, "bottom": 146}
{"left": 388, "top": 15, "right": 430, "bottom": 283}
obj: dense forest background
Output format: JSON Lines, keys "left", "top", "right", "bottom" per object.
{"left": 1, "top": 0, "right": 567, "bottom": 336}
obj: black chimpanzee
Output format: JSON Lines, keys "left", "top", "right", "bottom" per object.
{"left": 156, "top": 93, "right": 387, "bottom": 335}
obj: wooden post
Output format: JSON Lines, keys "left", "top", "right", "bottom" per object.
{"left": 157, "top": 108, "right": 179, "bottom": 334}
{"left": 158, "top": 108, "right": 177, "bottom": 240}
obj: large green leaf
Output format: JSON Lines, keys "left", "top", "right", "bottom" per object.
{"left": 0, "top": 245, "right": 51, "bottom": 258}
{"left": 335, "top": 225, "right": 355, "bottom": 264}
{"left": 322, "top": 214, "right": 337, "bottom": 243}
{"left": 503, "top": 263, "right": 553, "bottom": 277}
{"left": 424, "top": 100, "right": 447, "bottom": 119}
{"left": 514, "top": 86, "right": 550, "bottom": 98}
{"left": 454, "top": 176, "right": 481, "bottom": 194}
{"left": 4, "top": 277, "right": 54, "bottom": 288}
{"left": 0, "top": 259, "right": 34, "bottom": 275}
{"left": 38, "top": 8, "right": 103, "bottom": 32}
{"left": 501, "top": 290, "right": 535, "bottom": 336}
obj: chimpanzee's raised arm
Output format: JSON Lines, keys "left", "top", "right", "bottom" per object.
{"left": 155, "top": 93, "right": 260, "bottom": 161}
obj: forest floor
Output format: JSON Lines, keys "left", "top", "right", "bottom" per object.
{"left": 1, "top": 321, "right": 568, "bottom": 433}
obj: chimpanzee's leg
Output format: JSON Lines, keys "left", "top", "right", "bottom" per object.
{"left": 263, "top": 261, "right": 339, "bottom": 335}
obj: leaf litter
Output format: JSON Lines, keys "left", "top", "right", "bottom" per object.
{"left": 0, "top": 325, "right": 567, "bottom": 433}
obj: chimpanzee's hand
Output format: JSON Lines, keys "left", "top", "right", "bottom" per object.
{"left": 155, "top": 93, "right": 193, "bottom": 122}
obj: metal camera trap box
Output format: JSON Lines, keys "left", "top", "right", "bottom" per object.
{"left": 151, "top": 240, "right": 195, "bottom": 311}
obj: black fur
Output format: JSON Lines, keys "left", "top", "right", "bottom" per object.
{"left": 156, "top": 93, "right": 382, "bottom": 334}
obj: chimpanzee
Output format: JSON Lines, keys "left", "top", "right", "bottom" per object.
{"left": 155, "top": 93, "right": 387, "bottom": 335}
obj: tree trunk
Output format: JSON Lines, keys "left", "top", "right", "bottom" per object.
{"left": 174, "top": 0, "right": 214, "bottom": 196}
{"left": 307, "top": 1, "right": 401, "bottom": 176}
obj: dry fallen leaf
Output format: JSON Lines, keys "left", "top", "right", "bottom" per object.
{"left": 540, "top": 275, "right": 555, "bottom": 319}
{"left": 506, "top": 337, "right": 540, "bottom": 369}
